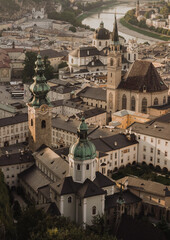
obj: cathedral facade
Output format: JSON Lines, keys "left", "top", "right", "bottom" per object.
{"left": 107, "top": 16, "right": 169, "bottom": 116}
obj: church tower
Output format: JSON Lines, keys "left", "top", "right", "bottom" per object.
{"left": 28, "top": 54, "right": 52, "bottom": 152}
{"left": 136, "top": 0, "right": 139, "bottom": 18}
{"left": 107, "top": 14, "right": 122, "bottom": 114}
{"left": 69, "top": 118, "right": 96, "bottom": 183}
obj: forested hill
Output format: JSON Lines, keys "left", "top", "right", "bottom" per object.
{"left": 0, "top": 0, "right": 55, "bottom": 21}
{"left": 0, "top": 170, "right": 15, "bottom": 240}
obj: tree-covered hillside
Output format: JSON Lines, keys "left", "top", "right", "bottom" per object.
{"left": 0, "top": 170, "right": 15, "bottom": 240}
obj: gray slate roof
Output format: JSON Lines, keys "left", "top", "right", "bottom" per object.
{"left": 91, "top": 134, "right": 138, "bottom": 153}
{"left": 19, "top": 165, "right": 51, "bottom": 193}
{"left": 0, "top": 151, "right": 34, "bottom": 166}
{"left": 119, "top": 60, "right": 168, "bottom": 92}
{"left": 77, "top": 86, "right": 106, "bottom": 102}
{"left": 130, "top": 113, "right": 170, "bottom": 140}
{"left": 0, "top": 113, "right": 28, "bottom": 127}
{"left": 105, "top": 189, "right": 141, "bottom": 209}
{"left": 94, "top": 171, "right": 115, "bottom": 188}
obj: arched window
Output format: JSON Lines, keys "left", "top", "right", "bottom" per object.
{"left": 41, "top": 120, "right": 46, "bottom": 129}
{"left": 92, "top": 206, "right": 96, "bottom": 215}
{"left": 142, "top": 98, "right": 147, "bottom": 113}
{"left": 86, "top": 164, "right": 89, "bottom": 170}
{"left": 77, "top": 164, "right": 80, "bottom": 170}
{"left": 68, "top": 196, "right": 72, "bottom": 203}
{"left": 110, "top": 58, "right": 113, "bottom": 66}
{"left": 122, "top": 94, "right": 127, "bottom": 109}
{"left": 31, "top": 119, "right": 33, "bottom": 126}
{"left": 131, "top": 96, "right": 136, "bottom": 111}
{"left": 163, "top": 96, "right": 166, "bottom": 104}
{"left": 99, "top": 41, "right": 101, "bottom": 46}
{"left": 154, "top": 97, "right": 158, "bottom": 105}
{"left": 109, "top": 92, "right": 113, "bottom": 110}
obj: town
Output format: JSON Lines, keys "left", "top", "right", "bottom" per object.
{"left": 0, "top": 0, "right": 170, "bottom": 240}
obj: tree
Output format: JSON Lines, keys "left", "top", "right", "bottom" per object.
{"left": 22, "top": 51, "right": 37, "bottom": 83}
{"left": 22, "top": 52, "right": 54, "bottom": 83}
{"left": 0, "top": 170, "right": 16, "bottom": 240}
{"left": 43, "top": 56, "right": 54, "bottom": 80}
{"left": 13, "top": 200, "right": 22, "bottom": 220}
{"left": 69, "top": 26, "right": 77, "bottom": 32}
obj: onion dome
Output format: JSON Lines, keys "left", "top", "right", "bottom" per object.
{"left": 112, "top": 14, "right": 119, "bottom": 45}
{"left": 93, "top": 21, "right": 110, "bottom": 40}
{"left": 29, "top": 54, "right": 51, "bottom": 107}
{"left": 69, "top": 117, "right": 96, "bottom": 161}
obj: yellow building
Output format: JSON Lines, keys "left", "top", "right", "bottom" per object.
{"left": 110, "top": 109, "right": 151, "bottom": 129}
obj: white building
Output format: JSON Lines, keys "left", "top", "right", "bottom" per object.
{"left": 0, "top": 151, "right": 34, "bottom": 187}
{"left": 131, "top": 113, "right": 170, "bottom": 172}
{"left": 0, "top": 113, "right": 28, "bottom": 147}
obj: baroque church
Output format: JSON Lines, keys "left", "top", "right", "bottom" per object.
{"left": 68, "top": 17, "right": 138, "bottom": 74}
{"left": 20, "top": 54, "right": 139, "bottom": 226}
{"left": 106, "top": 15, "right": 169, "bottom": 115}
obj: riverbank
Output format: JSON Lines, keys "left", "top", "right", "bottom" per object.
{"left": 120, "top": 18, "right": 170, "bottom": 42}
{"left": 77, "top": 0, "right": 125, "bottom": 23}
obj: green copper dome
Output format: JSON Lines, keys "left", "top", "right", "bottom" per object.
{"left": 29, "top": 54, "right": 51, "bottom": 107}
{"left": 70, "top": 118, "right": 96, "bottom": 161}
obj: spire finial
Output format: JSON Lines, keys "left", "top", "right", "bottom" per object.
{"left": 29, "top": 54, "right": 51, "bottom": 107}
{"left": 112, "top": 12, "right": 119, "bottom": 45}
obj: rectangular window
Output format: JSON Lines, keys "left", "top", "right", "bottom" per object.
{"left": 165, "top": 151, "right": 168, "bottom": 157}
{"left": 165, "top": 141, "right": 168, "bottom": 146}
{"left": 151, "top": 148, "right": 153, "bottom": 153}
{"left": 151, "top": 138, "right": 153, "bottom": 143}
{"left": 143, "top": 154, "right": 146, "bottom": 160}
{"left": 164, "top": 160, "right": 167, "bottom": 165}
{"left": 157, "top": 149, "right": 160, "bottom": 155}
{"left": 143, "top": 146, "right": 146, "bottom": 152}
{"left": 157, "top": 158, "right": 160, "bottom": 163}
{"left": 150, "top": 157, "right": 153, "bottom": 162}
{"left": 158, "top": 139, "right": 160, "bottom": 144}
{"left": 115, "top": 153, "right": 117, "bottom": 158}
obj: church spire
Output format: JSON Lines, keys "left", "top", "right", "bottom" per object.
{"left": 29, "top": 54, "right": 51, "bottom": 107}
{"left": 112, "top": 14, "right": 119, "bottom": 45}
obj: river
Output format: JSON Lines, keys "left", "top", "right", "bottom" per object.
{"left": 82, "top": 1, "right": 160, "bottom": 43}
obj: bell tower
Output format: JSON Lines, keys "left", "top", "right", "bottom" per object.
{"left": 28, "top": 54, "right": 52, "bottom": 152}
{"left": 69, "top": 118, "right": 97, "bottom": 183}
{"left": 107, "top": 14, "right": 122, "bottom": 114}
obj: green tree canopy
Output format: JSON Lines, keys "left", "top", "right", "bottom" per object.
{"left": 22, "top": 52, "right": 54, "bottom": 83}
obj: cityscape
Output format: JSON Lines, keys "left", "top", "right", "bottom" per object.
{"left": 0, "top": 0, "right": 170, "bottom": 239}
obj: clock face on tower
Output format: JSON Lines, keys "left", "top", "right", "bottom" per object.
{"left": 40, "top": 104, "right": 48, "bottom": 114}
